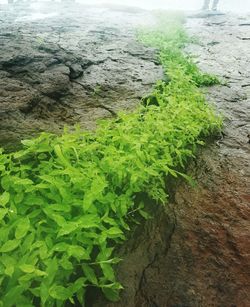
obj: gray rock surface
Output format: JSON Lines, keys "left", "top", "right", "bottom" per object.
{"left": 93, "top": 13, "right": 250, "bottom": 307}
{"left": 0, "top": 2, "right": 163, "bottom": 150}
{"left": 1, "top": 4, "right": 249, "bottom": 306}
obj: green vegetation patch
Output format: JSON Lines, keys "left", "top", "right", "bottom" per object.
{"left": 138, "top": 13, "right": 220, "bottom": 87}
{"left": 0, "top": 14, "right": 221, "bottom": 306}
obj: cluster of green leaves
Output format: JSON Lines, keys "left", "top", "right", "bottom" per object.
{"left": 0, "top": 14, "right": 221, "bottom": 307}
{"left": 138, "top": 13, "right": 220, "bottom": 87}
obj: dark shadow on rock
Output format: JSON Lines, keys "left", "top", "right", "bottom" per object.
{"left": 0, "top": 2, "right": 163, "bottom": 150}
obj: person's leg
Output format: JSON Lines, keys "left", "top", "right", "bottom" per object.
{"left": 212, "top": 0, "right": 219, "bottom": 10}
{"left": 202, "top": 0, "right": 210, "bottom": 10}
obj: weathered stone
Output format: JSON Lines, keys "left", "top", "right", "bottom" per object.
{"left": 1, "top": 4, "right": 249, "bottom": 306}
{"left": 92, "top": 13, "right": 250, "bottom": 307}
{"left": 0, "top": 2, "right": 163, "bottom": 150}
{"left": 69, "top": 63, "right": 83, "bottom": 79}
{"left": 0, "top": 79, "right": 40, "bottom": 113}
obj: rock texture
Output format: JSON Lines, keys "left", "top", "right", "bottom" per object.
{"left": 93, "top": 14, "right": 250, "bottom": 307}
{"left": 1, "top": 4, "right": 249, "bottom": 306}
{"left": 0, "top": 2, "right": 163, "bottom": 150}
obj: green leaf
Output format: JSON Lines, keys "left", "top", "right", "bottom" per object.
{"left": 83, "top": 193, "right": 94, "bottom": 212}
{"left": 1, "top": 176, "right": 10, "bottom": 191}
{"left": 139, "top": 209, "right": 151, "bottom": 219}
{"left": 5, "top": 265, "right": 15, "bottom": 277}
{"left": 15, "top": 217, "right": 30, "bottom": 239}
{"left": 34, "top": 269, "right": 47, "bottom": 277}
{"left": 40, "top": 283, "right": 49, "bottom": 305}
{"left": 69, "top": 277, "right": 86, "bottom": 293}
{"left": 175, "top": 170, "right": 197, "bottom": 187}
{"left": 0, "top": 239, "right": 19, "bottom": 253}
{"left": 45, "top": 258, "right": 58, "bottom": 286}
{"left": 106, "top": 227, "right": 123, "bottom": 236}
{"left": 76, "top": 288, "right": 85, "bottom": 305}
{"left": 14, "top": 192, "right": 24, "bottom": 204}
{"left": 50, "top": 213, "right": 66, "bottom": 227}
{"left": 28, "top": 209, "right": 42, "bottom": 219}
{"left": 79, "top": 214, "right": 100, "bottom": 228}
{"left": 102, "top": 287, "right": 120, "bottom": 302}
{"left": 53, "top": 242, "right": 69, "bottom": 252}
{"left": 1, "top": 254, "right": 16, "bottom": 266}
{"left": 49, "top": 285, "right": 71, "bottom": 301}
{"left": 0, "top": 191, "right": 10, "bottom": 207}
{"left": 21, "top": 139, "right": 35, "bottom": 147}
{"left": 39, "top": 243, "right": 49, "bottom": 260}
{"left": 82, "top": 264, "right": 98, "bottom": 285}
{"left": 13, "top": 177, "right": 33, "bottom": 186}
{"left": 0, "top": 208, "right": 8, "bottom": 219}
{"left": 29, "top": 287, "right": 40, "bottom": 298}
{"left": 54, "top": 145, "right": 70, "bottom": 167}
{"left": 19, "top": 264, "right": 35, "bottom": 274}
{"left": 96, "top": 247, "right": 114, "bottom": 262}
{"left": 18, "top": 274, "right": 35, "bottom": 283}
{"left": 21, "top": 232, "right": 35, "bottom": 252}
{"left": 60, "top": 255, "right": 73, "bottom": 270}
{"left": 57, "top": 222, "right": 78, "bottom": 237}
{"left": 2, "top": 285, "right": 25, "bottom": 306}
{"left": 100, "top": 263, "right": 115, "bottom": 281}
{"left": 68, "top": 245, "right": 89, "bottom": 260}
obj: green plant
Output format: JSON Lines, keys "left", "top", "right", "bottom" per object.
{"left": 0, "top": 14, "right": 222, "bottom": 306}
{"left": 138, "top": 13, "right": 220, "bottom": 87}
{"left": 91, "top": 85, "right": 102, "bottom": 97}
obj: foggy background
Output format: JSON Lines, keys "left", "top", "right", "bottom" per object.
{"left": 81, "top": 0, "right": 250, "bottom": 12}
{"left": 0, "top": 0, "right": 249, "bottom": 13}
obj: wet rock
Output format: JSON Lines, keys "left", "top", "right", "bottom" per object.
{"left": 0, "top": 2, "right": 163, "bottom": 149}
{"left": 2, "top": 4, "right": 248, "bottom": 307}
{"left": 39, "top": 65, "right": 70, "bottom": 98}
{"left": 69, "top": 63, "right": 83, "bottom": 79}
{"left": 92, "top": 204, "right": 176, "bottom": 307}
{"left": 134, "top": 151, "right": 250, "bottom": 307}
{"left": 92, "top": 13, "right": 250, "bottom": 307}
{"left": 1, "top": 55, "right": 33, "bottom": 70}
{"left": 0, "top": 78, "right": 40, "bottom": 113}
{"left": 207, "top": 40, "right": 220, "bottom": 46}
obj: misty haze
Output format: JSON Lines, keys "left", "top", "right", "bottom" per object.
{"left": 0, "top": 0, "right": 250, "bottom": 11}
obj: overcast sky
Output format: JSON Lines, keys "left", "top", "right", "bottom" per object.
{"left": 0, "top": 0, "right": 250, "bottom": 12}
{"left": 83, "top": 0, "right": 250, "bottom": 12}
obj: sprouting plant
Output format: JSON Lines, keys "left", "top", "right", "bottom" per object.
{"left": 0, "top": 13, "right": 222, "bottom": 307}
{"left": 91, "top": 85, "right": 102, "bottom": 97}
{"left": 138, "top": 12, "right": 220, "bottom": 87}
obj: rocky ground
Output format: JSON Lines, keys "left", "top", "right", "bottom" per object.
{"left": 0, "top": 4, "right": 249, "bottom": 307}
{"left": 93, "top": 13, "right": 250, "bottom": 307}
{"left": 0, "top": 2, "right": 163, "bottom": 150}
